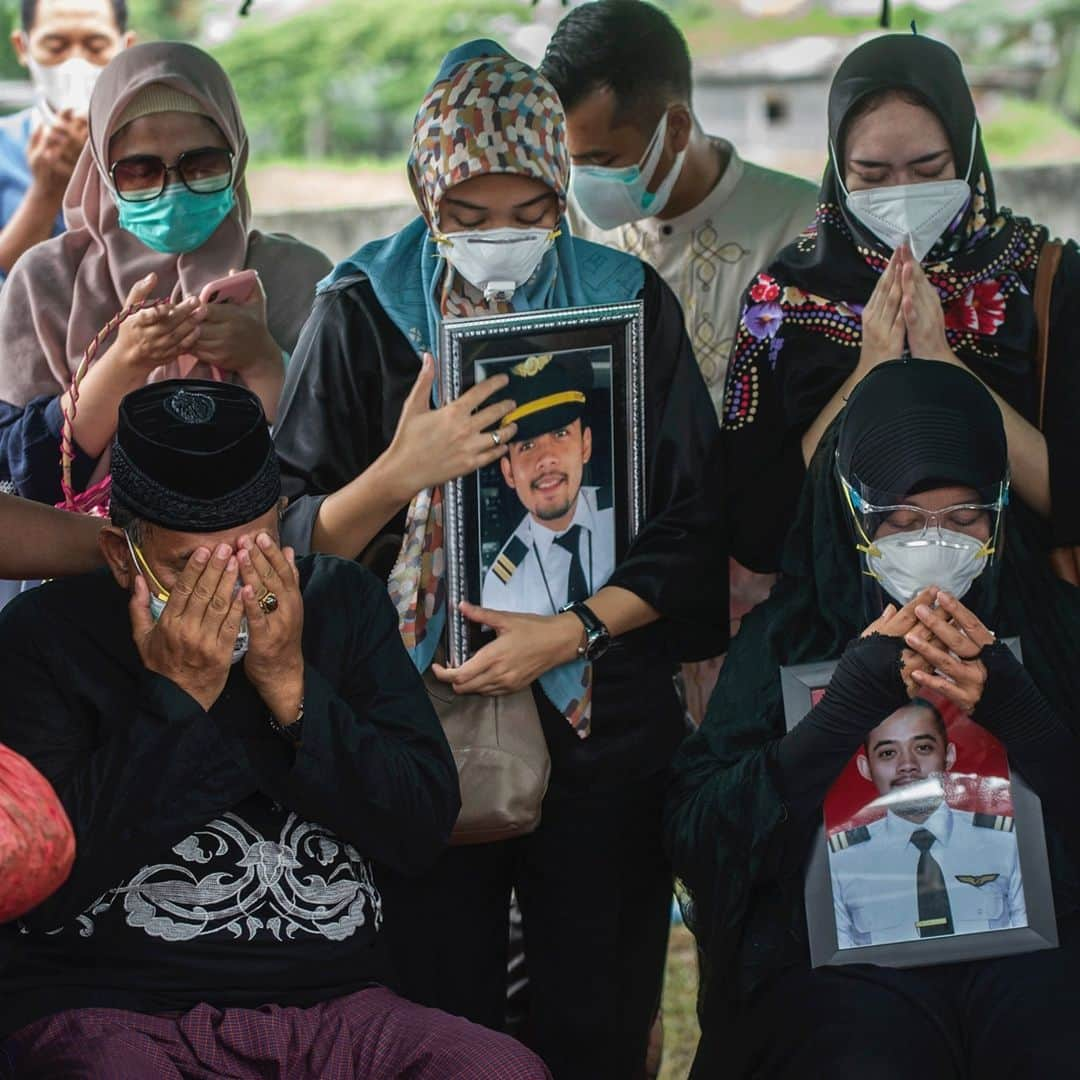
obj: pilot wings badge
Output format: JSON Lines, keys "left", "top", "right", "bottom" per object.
{"left": 955, "top": 873, "right": 1000, "bottom": 888}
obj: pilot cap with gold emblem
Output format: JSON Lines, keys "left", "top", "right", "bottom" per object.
{"left": 493, "top": 352, "right": 594, "bottom": 443}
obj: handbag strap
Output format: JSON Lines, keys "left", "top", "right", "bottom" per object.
{"left": 1033, "top": 239, "right": 1063, "bottom": 431}
{"left": 59, "top": 298, "right": 168, "bottom": 510}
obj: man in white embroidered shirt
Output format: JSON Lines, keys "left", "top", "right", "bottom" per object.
{"left": 829, "top": 698, "right": 1027, "bottom": 950}
{"left": 481, "top": 353, "right": 615, "bottom": 616}
{"left": 0, "top": 380, "right": 549, "bottom": 1079}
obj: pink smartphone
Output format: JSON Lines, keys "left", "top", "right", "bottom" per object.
{"left": 199, "top": 269, "right": 258, "bottom": 305}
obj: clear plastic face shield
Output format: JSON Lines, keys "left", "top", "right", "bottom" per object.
{"left": 837, "top": 459, "right": 1009, "bottom": 608}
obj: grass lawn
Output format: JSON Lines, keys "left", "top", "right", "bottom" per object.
{"left": 659, "top": 924, "right": 701, "bottom": 1080}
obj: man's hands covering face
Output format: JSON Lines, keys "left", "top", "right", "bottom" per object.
{"left": 237, "top": 532, "right": 305, "bottom": 729}
{"left": 130, "top": 532, "right": 305, "bottom": 725}
{"left": 130, "top": 543, "right": 244, "bottom": 711}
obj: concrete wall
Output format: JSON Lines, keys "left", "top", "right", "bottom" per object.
{"left": 994, "top": 164, "right": 1080, "bottom": 242}
{"left": 253, "top": 162, "right": 1080, "bottom": 265}
{"left": 254, "top": 202, "right": 418, "bottom": 264}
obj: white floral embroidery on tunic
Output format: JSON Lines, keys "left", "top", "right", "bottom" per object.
{"left": 54, "top": 812, "right": 382, "bottom": 944}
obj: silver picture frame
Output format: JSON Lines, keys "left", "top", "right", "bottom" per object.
{"left": 440, "top": 301, "right": 646, "bottom": 666}
{"left": 781, "top": 639, "right": 1059, "bottom": 969}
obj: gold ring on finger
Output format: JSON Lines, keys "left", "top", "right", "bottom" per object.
{"left": 258, "top": 589, "right": 279, "bottom": 614}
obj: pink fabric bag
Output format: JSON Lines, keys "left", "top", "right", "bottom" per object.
{"left": 0, "top": 742, "right": 74, "bottom": 922}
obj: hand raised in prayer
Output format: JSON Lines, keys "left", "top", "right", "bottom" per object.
{"left": 432, "top": 601, "right": 582, "bottom": 696}
{"left": 382, "top": 355, "right": 519, "bottom": 503}
{"left": 899, "top": 246, "right": 957, "bottom": 364}
{"left": 130, "top": 542, "right": 245, "bottom": 712}
{"left": 860, "top": 586, "right": 939, "bottom": 696}
{"left": 28, "top": 109, "right": 88, "bottom": 197}
{"left": 237, "top": 531, "right": 305, "bottom": 728}
{"left": 857, "top": 248, "right": 905, "bottom": 369}
{"left": 110, "top": 273, "right": 205, "bottom": 375}
{"left": 904, "top": 590, "right": 992, "bottom": 713}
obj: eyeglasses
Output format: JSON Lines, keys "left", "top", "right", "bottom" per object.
{"left": 869, "top": 502, "right": 997, "bottom": 537}
{"left": 840, "top": 475, "right": 1005, "bottom": 540}
{"left": 110, "top": 147, "right": 234, "bottom": 203}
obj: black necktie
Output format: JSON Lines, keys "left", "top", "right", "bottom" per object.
{"left": 554, "top": 525, "right": 588, "bottom": 604}
{"left": 911, "top": 827, "right": 954, "bottom": 938}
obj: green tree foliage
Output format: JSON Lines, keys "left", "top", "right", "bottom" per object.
{"left": 939, "top": 0, "right": 1080, "bottom": 123}
{"left": 0, "top": 0, "right": 25, "bottom": 81}
{"left": 212, "top": 0, "right": 527, "bottom": 160}
{"left": 128, "top": 0, "right": 202, "bottom": 41}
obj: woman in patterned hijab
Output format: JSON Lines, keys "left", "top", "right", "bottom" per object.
{"left": 722, "top": 33, "right": 1080, "bottom": 577}
{"left": 274, "top": 39, "right": 726, "bottom": 1080}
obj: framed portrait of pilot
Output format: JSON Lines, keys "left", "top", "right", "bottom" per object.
{"left": 440, "top": 301, "right": 645, "bottom": 665}
{"left": 781, "top": 642, "right": 1059, "bottom": 969}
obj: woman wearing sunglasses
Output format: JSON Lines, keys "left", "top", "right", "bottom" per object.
{"left": 0, "top": 41, "right": 331, "bottom": 507}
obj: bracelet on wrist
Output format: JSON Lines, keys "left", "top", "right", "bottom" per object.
{"left": 267, "top": 698, "right": 304, "bottom": 746}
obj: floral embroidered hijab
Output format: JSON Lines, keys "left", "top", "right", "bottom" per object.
{"left": 723, "top": 33, "right": 1047, "bottom": 438}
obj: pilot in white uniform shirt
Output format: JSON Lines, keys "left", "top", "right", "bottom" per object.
{"left": 829, "top": 800, "right": 1027, "bottom": 949}
{"left": 482, "top": 485, "right": 615, "bottom": 615}
{"left": 481, "top": 350, "right": 615, "bottom": 615}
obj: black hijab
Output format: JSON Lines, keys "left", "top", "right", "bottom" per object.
{"left": 838, "top": 357, "right": 1007, "bottom": 497}
{"left": 837, "top": 359, "right": 1009, "bottom": 624}
{"left": 721, "top": 33, "right": 1047, "bottom": 440}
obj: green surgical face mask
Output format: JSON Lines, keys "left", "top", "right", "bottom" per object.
{"left": 116, "top": 183, "right": 236, "bottom": 254}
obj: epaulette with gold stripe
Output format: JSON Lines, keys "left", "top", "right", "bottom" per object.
{"left": 491, "top": 536, "right": 528, "bottom": 584}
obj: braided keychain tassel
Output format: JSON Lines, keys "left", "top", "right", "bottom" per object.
{"left": 57, "top": 298, "right": 169, "bottom": 516}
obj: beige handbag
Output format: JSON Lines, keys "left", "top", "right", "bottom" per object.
{"left": 423, "top": 665, "right": 551, "bottom": 846}
{"left": 367, "top": 528, "right": 550, "bottom": 846}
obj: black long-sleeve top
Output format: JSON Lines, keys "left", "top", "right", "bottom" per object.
{"left": 272, "top": 264, "right": 729, "bottom": 792}
{"left": 666, "top": 629, "right": 1080, "bottom": 1078}
{"left": 0, "top": 556, "right": 459, "bottom": 1036}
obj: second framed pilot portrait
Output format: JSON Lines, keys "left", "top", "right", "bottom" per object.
{"left": 781, "top": 640, "right": 1059, "bottom": 970}
{"left": 439, "top": 301, "right": 645, "bottom": 666}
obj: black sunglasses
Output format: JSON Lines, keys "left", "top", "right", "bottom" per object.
{"left": 110, "top": 147, "right": 234, "bottom": 203}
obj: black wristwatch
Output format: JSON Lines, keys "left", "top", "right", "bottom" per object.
{"left": 560, "top": 601, "right": 611, "bottom": 661}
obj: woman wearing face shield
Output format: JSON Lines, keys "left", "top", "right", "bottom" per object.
{"left": 722, "top": 33, "right": 1080, "bottom": 577}
{"left": 272, "top": 40, "right": 726, "bottom": 1077}
{"left": 0, "top": 41, "right": 331, "bottom": 509}
{"left": 666, "top": 358, "right": 1080, "bottom": 1078}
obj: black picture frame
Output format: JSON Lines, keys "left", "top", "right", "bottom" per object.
{"left": 439, "top": 302, "right": 646, "bottom": 665}
{"left": 781, "top": 639, "right": 1059, "bottom": 969}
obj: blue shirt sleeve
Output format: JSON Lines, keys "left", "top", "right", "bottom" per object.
{"left": 0, "top": 394, "right": 98, "bottom": 504}
{"left": 0, "top": 107, "right": 66, "bottom": 287}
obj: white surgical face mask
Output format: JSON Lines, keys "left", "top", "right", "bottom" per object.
{"left": 25, "top": 52, "right": 102, "bottom": 119}
{"left": 125, "top": 532, "right": 249, "bottom": 664}
{"left": 837, "top": 121, "right": 977, "bottom": 262}
{"left": 435, "top": 225, "right": 557, "bottom": 302}
{"left": 865, "top": 528, "right": 992, "bottom": 604}
{"left": 571, "top": 111, "right": 687, "bottom": 230}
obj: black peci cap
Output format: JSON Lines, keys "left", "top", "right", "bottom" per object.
{"left": 110, "top": 379, "right": 281, "bottom": 531}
